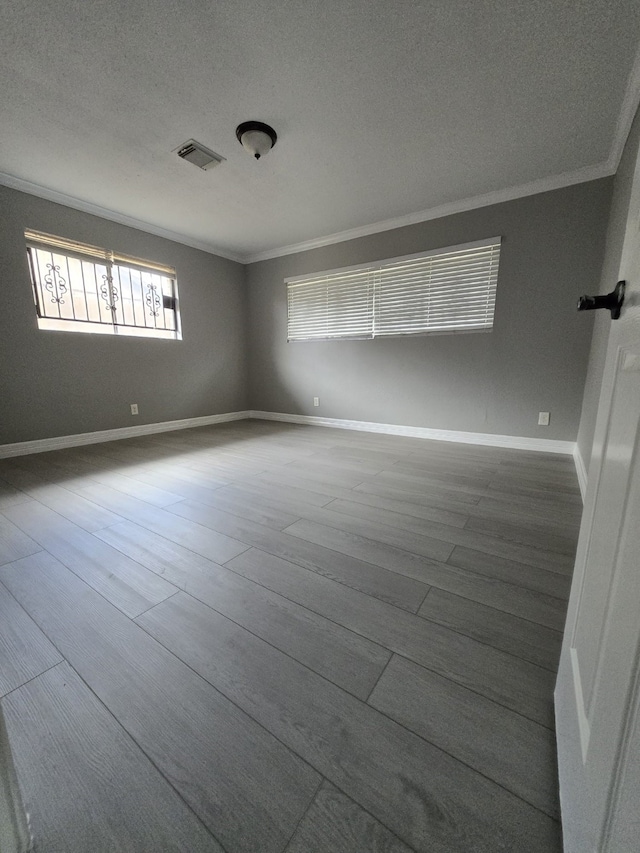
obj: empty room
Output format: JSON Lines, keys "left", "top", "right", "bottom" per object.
{"left": 1, "top": 2, "right": 640, "bottom": 851}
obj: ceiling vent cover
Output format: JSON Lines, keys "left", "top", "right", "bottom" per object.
{"left": 175, "top": 140, "right": 225, "bottom": 171}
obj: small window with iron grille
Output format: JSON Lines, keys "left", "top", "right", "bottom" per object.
{"left": 25, "top": 230, "right": 181, "bottom": 340}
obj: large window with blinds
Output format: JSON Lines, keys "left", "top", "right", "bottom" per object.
{"left": 25, "top": 230, "right": 181, "bottom": 340}
{"left": 286, "top": 237, "right": 501, "bottom": 341}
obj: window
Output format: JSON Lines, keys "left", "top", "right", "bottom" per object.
{"left": 286, "top": 237, "right": 501, "bottom": 341}
{"left": 25, "top": 230, "right": 181, "bottom": 339}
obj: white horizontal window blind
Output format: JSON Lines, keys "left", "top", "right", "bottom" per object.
{"left": 287, "top": 268, "right": 375, "bottom": 341}
{"left": 286, "top": 237, "right": 501, "bottom": 342}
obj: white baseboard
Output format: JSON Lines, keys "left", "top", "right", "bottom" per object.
{"left": 573, "top": 445, "right": 588, "bottom": 503}
{"left": 0, "top": 411, "right": 251, "bottom": 458}
{"left": 249, "top": 411, "right": 576, "bottom": 455}
{"left": 0, "top": 408, "right": 578, "bottom": 459}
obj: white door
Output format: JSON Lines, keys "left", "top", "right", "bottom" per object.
{"left": 555, "top": 130, "right": 640, "bottom": 851}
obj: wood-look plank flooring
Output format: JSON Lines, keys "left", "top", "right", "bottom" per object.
{"left": 0, "top": 419, "right": 580, "bottom": 852}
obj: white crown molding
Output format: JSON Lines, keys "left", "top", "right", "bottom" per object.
{"left": 573, "top": 444, "right": 588, "bottom": 503}
{"left": 0, "top": 159, "right": 616, "bottom": 268}
{"left": 0, "top": 162, "right": 612, "bottom": 269}
{"left": 4, "top": 34, "right": 640, "bottom": 270}
{"left": 0, "top": 172, "right": 244, "bottom": 264}
{"left": 244, "top": 162, "right": 613, "bottom": 263}
{"left": 607, "top": 39, "right": 640, "bottom": 171}
{"left": 0, "top": 155, "right": 620, "bottom": 268}
{"left": 246, "top": 46, "right": 640, "bottom": 264}
{"left": 250, "top": 411, "right": 575, "bottom": 455}
{"left": 0, "top": 411, "right": 250, "bottom": 458}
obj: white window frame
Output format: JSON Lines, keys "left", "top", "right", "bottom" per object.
{"left": 286, "top": 237, "right": 501, "bottom": 342}
{"left": 25, "top": 230, "right": 182, "bottom": 340}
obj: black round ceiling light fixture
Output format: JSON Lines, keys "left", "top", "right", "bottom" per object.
{"left": 235, "top": 121, "right": 277, "bottom": 159}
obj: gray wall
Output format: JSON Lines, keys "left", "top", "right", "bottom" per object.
{"left": 246, "top": 180, "right": 612, "bottom": 441}
{"left": 0, "top": 176, "right": 616, "bottom": 447}
{"left": 576, "top": 105, "right": 640, "bottom": 469}
{"left": 0, "top": 186, "right": 248, "bottom": 444}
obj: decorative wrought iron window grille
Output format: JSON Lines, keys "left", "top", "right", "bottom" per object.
{"left": 25, "top": 230, "right": 181, "bottom": 340}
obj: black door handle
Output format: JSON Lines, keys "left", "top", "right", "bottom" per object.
{"left": 577, "top": 281, "right": 625, "bottom": 320}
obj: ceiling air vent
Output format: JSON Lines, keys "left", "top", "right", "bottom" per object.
{"left": 175, "top": 139, "right": 225, "bottom": 171}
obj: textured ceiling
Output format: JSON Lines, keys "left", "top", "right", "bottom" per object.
{"left": 1, "top": 0, "right": 640, "bottom": 261}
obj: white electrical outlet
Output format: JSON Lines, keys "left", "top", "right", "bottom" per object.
{"left": 130, "top": 403, "right": 139, "bottom": 415}
{"left": 313, "top": 397, "right": 320, "bottom": 407}
{"left": 538, "top": 411, "right": 550, "bottom": 426}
